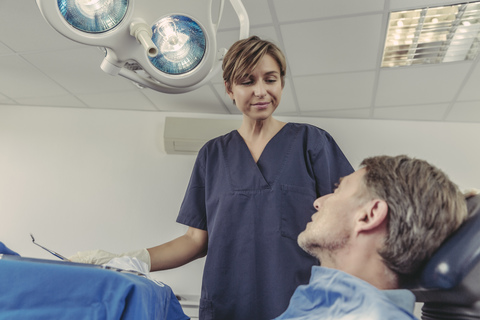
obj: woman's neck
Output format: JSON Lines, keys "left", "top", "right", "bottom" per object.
{"left": 238, "top": 117, "right": 286, "bottom": 140}
{"left": 237, "top": 117, "right": 286, "bottom": 163}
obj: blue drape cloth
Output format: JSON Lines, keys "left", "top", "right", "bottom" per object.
{"left": 0, "top": 242, "right": 189, "bottom": 320}
{"left": 0, "top": 242, "right": 19, "bottom": 256}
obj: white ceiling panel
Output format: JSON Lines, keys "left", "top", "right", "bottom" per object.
{"left": 142, "top": 85, "right": 229, "bottom": 114}
{"left": 375, "top": 63, "right": 472, "bottom": 107}
{"left": 281, "top": 14, "right": 384, "bottom": 75}
{"left": 0, "top": 93, "right": 14, "bottom": 104}
{"left": 217, "top": 0, "right": 273, "bottom": 30}
{"left": 389, "top": 0, "right": 465, "bottom": 11}
{"left": 273, "top": 0, "right": 385, "bottom": 22}
{"left": 76, "top": 90, "right": 157, "bottom": 111}
{"left": 1, "top": 0, "right": 479, "bottom": 123}
{"left": 273, "top": 80, "right": 298, "bottom": 114}
{"left": 0, "top": 43, "right": 13, "bottom": 55}
{"left": 294, "top": 71, "right": 376, "bottom": 111}
{"left": 22, "top": 47, "right": 137, "bottom": 95}
{"left": 0, "top": 0, "right": 80, "bottom": 53}
{"left": 447, "top": 101, "right": 480, "bottom": 122}
{"left": 457, "top": 61, "right": 480, "bottom": 101}
{"left": 16, "top": 95, "right": 86, "bottom": 108}
{"left": 0, "top": 55, "right": 69, "bottom": 99}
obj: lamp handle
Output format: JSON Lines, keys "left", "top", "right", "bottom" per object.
{"left": 211, "top": 0, "right": 225, "bottom": 31}
{"left": 130, "top": 21, "right": 158, "bottom": 58}
{"left": 230, "top": 0, "right": 249, "bottom": 39}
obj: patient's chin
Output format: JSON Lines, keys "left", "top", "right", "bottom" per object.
{"left": 297, "top": 233, "right": 317, "bottom": 258}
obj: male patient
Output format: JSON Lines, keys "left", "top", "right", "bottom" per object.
{"left": 275, "top": 155, "right": 468, "bottom": 320}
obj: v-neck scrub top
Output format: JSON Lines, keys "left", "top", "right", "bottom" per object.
{"left": 176, "top": 122, "right": 354, "bottom": 320}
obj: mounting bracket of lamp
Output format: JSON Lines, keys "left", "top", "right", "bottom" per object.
{"left": 36, "top": 0, "right": 249, "bottom": 94}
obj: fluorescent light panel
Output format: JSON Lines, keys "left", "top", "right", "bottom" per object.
{"left": 382, "top": 2, "right": 480, "bottom": 67}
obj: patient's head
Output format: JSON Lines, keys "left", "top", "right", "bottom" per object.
{"left": 298, "top": 155, "right": 468, "bottom": 285}
{"left": 360, "top": 155, "right": 467, "bottom": 276}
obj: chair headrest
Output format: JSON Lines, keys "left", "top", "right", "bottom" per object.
{"left": 418, "top": 194, "right": 480, "bottom": 290}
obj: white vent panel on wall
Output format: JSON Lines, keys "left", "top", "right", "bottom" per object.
{"left": 164, "top": 117, "right": 242, "bottom": 154}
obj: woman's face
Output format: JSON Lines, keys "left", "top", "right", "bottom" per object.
{"left": 226, "top": 54, "right": 283, "bottom": 121}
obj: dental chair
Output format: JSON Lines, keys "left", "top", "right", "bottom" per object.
{"left": 406, "top": 193, "right": 480, "bottom": 320}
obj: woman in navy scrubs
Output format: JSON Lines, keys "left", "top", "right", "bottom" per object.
{"left": 72, "top": 36, "right": 353, "bottom": 319}
{"left": 152, "top": 36, "right": 354, "bottom": 319}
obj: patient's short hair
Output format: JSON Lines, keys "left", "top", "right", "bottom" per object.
{"left": 222, "top": 35, "right": 286, "bottom": 93}
{"left": 360, "top": 155, "right": 467, "bottom": 278}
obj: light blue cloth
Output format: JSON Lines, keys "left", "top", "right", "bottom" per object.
{"left": 274, "top": 266, "right": 418, "bottom": 320}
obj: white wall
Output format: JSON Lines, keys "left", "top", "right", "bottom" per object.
{"left": 1, "top": 105, "right": 480, "bottom": 298}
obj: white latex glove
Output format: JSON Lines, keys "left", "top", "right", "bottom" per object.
{"left": 69, "top": 248, "right": 151, "bottom": 271}
{"left": 105, "top": 256, "right": 165, "bottom": 287}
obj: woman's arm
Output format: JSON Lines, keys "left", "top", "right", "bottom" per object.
{"left": 148, "top": 226, "right": 208, "bottom": 271}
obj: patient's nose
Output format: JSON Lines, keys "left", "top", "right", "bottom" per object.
{"left": 313, "top": 194, "right": 331, "bottom": 210}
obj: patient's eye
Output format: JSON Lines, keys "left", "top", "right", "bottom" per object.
{"left": 333, "top": 177, "right": 344, "bottom": 192}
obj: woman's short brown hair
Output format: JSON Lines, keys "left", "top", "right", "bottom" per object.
{"left": 222, "top": 36, "right": 286, "bottom": 92}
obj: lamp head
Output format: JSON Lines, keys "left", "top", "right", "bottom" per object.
{"left": 150, "top": 15, "right": 206, "bottom": 75}
{"left": 36, "top": 0, "right": 250, "bottom": 94}
{"left": 57, "top": 0, "right": 129, "bottom": 33}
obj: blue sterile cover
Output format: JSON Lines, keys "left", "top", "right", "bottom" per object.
{"left": 0, "top": 242, "right": 20, "bottom": 256}
{"left": 0, "top": 244, "right": 189, "bottom": 320}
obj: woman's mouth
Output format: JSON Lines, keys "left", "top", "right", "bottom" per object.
{"left": 252, "top": 102, "right": 270, "bottom": 109}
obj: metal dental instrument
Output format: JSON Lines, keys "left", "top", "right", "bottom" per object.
{"left": 28, "top": 234, "right": 159, "bottom": 281}
{"left": 30, "top": 233, "right": 68, "bottom": 261}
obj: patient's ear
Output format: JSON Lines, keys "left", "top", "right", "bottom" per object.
{"left": 355, "top": 199, "right": 388, "bottom": 233}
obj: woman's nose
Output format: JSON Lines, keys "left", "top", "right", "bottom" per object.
{"left": 254, "top": 82, "right": 267, "bottom": 97}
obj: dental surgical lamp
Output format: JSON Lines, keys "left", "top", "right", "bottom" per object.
{"left": 36, "top": 0, "right": 249, "bottom": 93}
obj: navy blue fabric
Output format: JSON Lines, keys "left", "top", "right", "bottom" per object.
{"left": 176, "top": 123, "right": 353, "bottom": 320}
{"left": 0, "top": 242, "right": 20, "bottom": 256}
{"left": 274, "top": 267, "right": 418, "bottom": 320}
{"left": 0, "top": 256, "right": 189, "bottom": 320}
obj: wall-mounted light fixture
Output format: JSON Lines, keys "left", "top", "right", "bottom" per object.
{"left": 36, "top": 0, "right": 249, "bottom": 93}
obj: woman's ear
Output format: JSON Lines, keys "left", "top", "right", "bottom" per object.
{"left": 355, "top": 199, "right": 388, "bottom": 233}
{"left": 225, "top": 81, "right": 233, "bottom": 95}
{"left": 225, "top": 81, "right": 236, "bottom": 105}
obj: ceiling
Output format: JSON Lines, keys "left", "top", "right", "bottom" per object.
{"left": 1, "top": 0, "right": 479, "bottom": 123}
